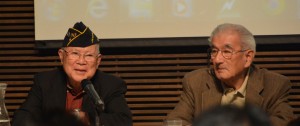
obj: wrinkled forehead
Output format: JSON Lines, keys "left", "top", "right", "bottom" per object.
{"left": 211, "top": 43, "right": 234, "bottom": 50}
{"left": 210, "top": 32, "right": 242, "bottom": 49}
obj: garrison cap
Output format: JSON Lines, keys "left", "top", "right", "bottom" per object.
{"left": 63, "top": 22, "right": 100, "bottom": 47}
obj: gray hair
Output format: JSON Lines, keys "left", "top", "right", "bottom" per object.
{"left": 208, "top": 23, "right": 256, "bottom": 52}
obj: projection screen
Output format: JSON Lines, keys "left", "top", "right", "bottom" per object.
{"left": 34, "top": 0, "right": 300, "bottom": 40}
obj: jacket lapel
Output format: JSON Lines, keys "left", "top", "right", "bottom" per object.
{"left": 246, "top": 66, "right": 264, "bottom": 107}
{"left": 45, "top": 68, "right": 67, "bottom": 111}
{"left": 202, "top": 86, "right": 222, "bottom": 110}
{"left": 202, "top": 70, "right": 223, "bottom": 110}
{"left": 55, "top": 69, "right": 67, "bottom": 109}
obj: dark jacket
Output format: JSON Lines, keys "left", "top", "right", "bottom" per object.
{"left": 12, "top": 68, "right": 132, "bottom": 126}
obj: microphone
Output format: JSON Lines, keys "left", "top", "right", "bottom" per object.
{"left": 81, "top": 79, "right": 104, "bottom": 111}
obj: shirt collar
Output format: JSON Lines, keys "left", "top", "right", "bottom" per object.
{"left": 222, "top": 68, "right": 250, "bottom": 97}
{"left": 66, "top": 83, "right": 84, "bottom": 96}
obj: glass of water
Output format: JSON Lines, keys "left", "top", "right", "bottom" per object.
{"left": 163, "top": 119, "right": 182, "bottom": 126}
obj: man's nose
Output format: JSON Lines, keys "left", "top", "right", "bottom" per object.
{"left": 213, "top": 51, "right": 224, "bottom": 63}
{"left": 77, "top": 55, "right": 87, "bottom": 64}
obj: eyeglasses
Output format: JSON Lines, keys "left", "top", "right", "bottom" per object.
{"left": 62, "top": 49, "right": 99, "bottom": 61}
{"left": 208, "top": 48, "right": 248, "bottom": 59}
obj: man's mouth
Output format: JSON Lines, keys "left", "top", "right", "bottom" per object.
{"left": 216, "top": 67, "right": 226, "bottom": 72}
{"left": 74, "top": 69, "right": 87, "bottom": 74}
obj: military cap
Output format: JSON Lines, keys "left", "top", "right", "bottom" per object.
{"left": 63, "top": 22, "right": 100, "bottom": 47}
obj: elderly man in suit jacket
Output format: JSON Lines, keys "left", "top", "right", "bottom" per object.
{"left": 12, "top": 22, "right": 132, "bottom": 126}
{"left": 167, "top": 23, "right": 296, "bottom": 126}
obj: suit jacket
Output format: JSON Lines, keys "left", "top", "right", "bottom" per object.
{"left": 12, "top": 68, "right": 132, "bottom": 126}
{"left": 167, "top": 65, "right": 295, "bottom": 126}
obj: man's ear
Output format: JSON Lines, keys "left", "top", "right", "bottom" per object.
{"left": 244, "top": 50, "right": 255, "bottom": 68}
{"left": 96, "top": 54, "right": 102, "bottom": 68}
{"left": 58, "top": 49, "right": 64, "bottom": 64}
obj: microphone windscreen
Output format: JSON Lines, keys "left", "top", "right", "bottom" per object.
{"left": 80, "top": 79, "right": 105, "bottom": 111}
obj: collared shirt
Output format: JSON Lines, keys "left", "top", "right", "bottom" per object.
{"left": 65, "top": 84, "right": 85, "bottom": 111}
{"left": 221, "top": 69, "right": 250, "bottom": 107}
{"left": 65, "top": 84, "right": 90, "bottom": 125}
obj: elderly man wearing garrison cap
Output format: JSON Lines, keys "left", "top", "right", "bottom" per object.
{"left": 12, "top": 22, "right": 132, "bottom": 126}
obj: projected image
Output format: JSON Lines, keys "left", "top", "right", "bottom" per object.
{"left": 264, "top": 0, "right": 286, "bottom": 16}
{"left": 172, "top": 0, "right": 192, "bottom": 18}
{"left": 129, "top": 0, "right": 153, "bottom": 19}
{"left": 42, "top": 0, "right": 66, "bottom": 21}
{"left": 87, "top": 0, "right": 109, "bottom": 19}
{"left": 217, "top": 0, "right": 241, "bottom": 19}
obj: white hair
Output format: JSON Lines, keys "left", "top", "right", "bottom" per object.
{"left": 208, "top": 23, "right": 256, "bottom": 52}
